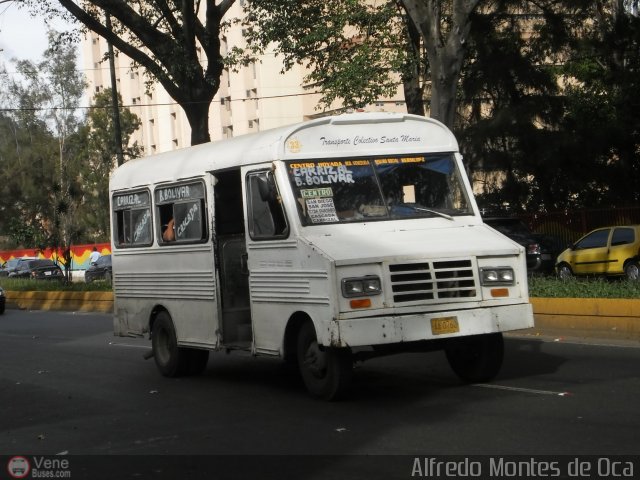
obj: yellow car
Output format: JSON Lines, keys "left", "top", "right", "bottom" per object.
{"left": 556, "top": 225, "right": 640, "bottom": 280}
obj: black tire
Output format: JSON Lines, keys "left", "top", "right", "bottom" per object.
{"left": 105, "top": 270, "right": 112, "bottom": 285}
{"left": 445, "top": 333, "right": 504, "bottom": 383}
{"left": 151, "top": 312, "right": 190, "bottom": 377}
{"left": 297, "top": 322, "right": 352, "bottom": 401}
{"left": 557, "top": 263, "right": 573, "bottom": 280}
{"left": 0, "top": 303, "right": 5, "bottom": 315}
{"left": 624, "top": 261, "right": 639, "bottom": 281}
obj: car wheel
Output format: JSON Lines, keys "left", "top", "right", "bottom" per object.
{"left": 151, "top": 312, "right": 190, "bottom": 377}
{"left": 297, "top": 321, "right": 352, "bottom": 400}
{"left": 624, "top": 261, "right": 639, "bottom": 281}
{"left": 445, "top": 333, "right": 504, "bottom": 383}
{"left": 105, "top": 270, "right": 112, "bottom": 285}
{"left": 557, "top": 263, "right": 573, "bottom": 280}
{"left": 0, "top": 303, "right": 5, "bottom": 315}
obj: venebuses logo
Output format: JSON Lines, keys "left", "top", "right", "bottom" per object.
{"left": 7, "top": 456, "right": 30, "bottom": 479}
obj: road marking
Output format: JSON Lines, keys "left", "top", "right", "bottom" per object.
{"left": 109, "top": 341, "right": 149, "bottom": 349}
{"left": 473, "top": 383, "right": 571, "bottom": 397}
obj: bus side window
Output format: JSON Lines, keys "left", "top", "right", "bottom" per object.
{"left": 246, "top": 171, "right": 289, "bottom": 240}
{"left": 155, "top": 181, "right": 208, "bottom": 245}
{"left": 112, "top": 190, "right": 152, "bottom": 248}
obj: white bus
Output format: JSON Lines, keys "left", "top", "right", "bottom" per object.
{"left": 109, "top": 112, "right": 534, "bottom": 400}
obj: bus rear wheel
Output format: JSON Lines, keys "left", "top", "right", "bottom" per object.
{"left": 297, "top": 322, "right": 352, "bottom": 401}
{"left": 445, "top": 333, "right": 504, "bottom": 383}
{"left": 152, "top": 312, "right": 191, "bottom": 377}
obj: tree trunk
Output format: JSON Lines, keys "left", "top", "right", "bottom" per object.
{"left": 403, "top": 16, "right": 426, "bottom": 116}
{"left": 183, "top": 100, "right": 212, "bottom": 146}
{"left": 401, "top": 0, "right": 479, "bottom": 128}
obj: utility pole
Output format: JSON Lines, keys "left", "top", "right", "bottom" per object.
{"left": 105, "top": 13, "right": 125, "bottom": 167}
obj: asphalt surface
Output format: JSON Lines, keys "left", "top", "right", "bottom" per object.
{"left": 1, "top": 309, "right": 639, "bottom": 479}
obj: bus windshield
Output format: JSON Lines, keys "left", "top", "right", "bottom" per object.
{"left": 285, "top": 154, "right": 473, "bottom": 225}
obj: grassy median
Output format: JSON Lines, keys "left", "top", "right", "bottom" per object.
{"left": 528, "top": 276, "right": 640, "bottom": 299}
{"left": 2, "top": 274, "right": 638, "bottom": 298}
{"left": 0, "top": 277, "right": 112, "bottom": 292}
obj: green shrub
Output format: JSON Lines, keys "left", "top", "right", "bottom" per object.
{"left": 2, "top": 274, "right": 638, "bottom": 298}
{"left": 0, "top": 278, "right": 112, "bottom": 292}
{"left": 528, "top": 276, "right": 640, "bottom": 299}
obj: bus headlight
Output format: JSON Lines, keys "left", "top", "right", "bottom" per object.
{"left": 480, "top": 267, "right": 515, "bottom": 286}
{"left": 341, "top": 276, "right": 382, "bottom": 297}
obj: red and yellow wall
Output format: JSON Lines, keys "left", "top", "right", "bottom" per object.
{"left": 0, "top": 243, "right": 111, "bottom": 270}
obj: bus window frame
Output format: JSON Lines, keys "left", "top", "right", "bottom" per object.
{"left": 112, "top": 189, "right": 154, "bottom": 249}
{"left": 154, "top": 180, "right": 209, "bottom": 246}
{"left": 246, "top": 169, "right": 290, "bottom": 241}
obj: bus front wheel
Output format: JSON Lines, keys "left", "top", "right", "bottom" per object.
{"left": 445, "top": 333, "right": 504, "bottom": 383}
{"left": 297, "top": 322, "right": 352, "bottom": 401}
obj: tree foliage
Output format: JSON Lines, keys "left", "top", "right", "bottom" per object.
{"left": 77, "top": 89, "right": 142, "bottom": 241}
{"left": 15, "top": 0, "right": 236, "bottom": 145}
{"left": 240, "top": 0, "right": 419, "bottom": 113}
{"left": 0, "top": 31, "right": 140, "bottom": 249}
{"left": 468, "top": 1, "right": 640, "bottom": 211}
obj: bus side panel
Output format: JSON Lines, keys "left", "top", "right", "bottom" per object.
{"left": 247, "top": 239, "right": 336, "bottom": 354}
{"left": 112, "top": 247, "right": 219, "bottom": 347}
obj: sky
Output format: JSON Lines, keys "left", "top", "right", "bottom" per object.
{"left": 0, "top": 2, "right": 79, "bottom": 65}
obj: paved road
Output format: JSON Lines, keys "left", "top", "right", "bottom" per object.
{"left": 1, "top": 309, "right": 639, "bottom": 478}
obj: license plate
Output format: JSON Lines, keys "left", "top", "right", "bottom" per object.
{"left": 431, "top": 316, "right": 460, "bottom": 335}
{"left": 44, "top": 271, "right": 52, "bottom": 276}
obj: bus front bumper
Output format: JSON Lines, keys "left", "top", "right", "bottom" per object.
{"left": 328, "top": 302, "right": 534, "bottom": 348}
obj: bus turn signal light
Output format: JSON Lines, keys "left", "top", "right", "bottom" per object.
{"left": 350, "top": 298, "right": 372, "bottom": 309}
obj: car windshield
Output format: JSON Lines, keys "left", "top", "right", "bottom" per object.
{"left": 285, "top": 154, "right": 473, "bottom": 226}
{"left": 97, "top": 256, "right": 111, "bottom": 266}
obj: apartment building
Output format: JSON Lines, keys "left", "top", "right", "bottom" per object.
{"left": 81, "top": 2, "right": 407, "bottom": 156}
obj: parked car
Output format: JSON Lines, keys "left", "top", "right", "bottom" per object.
{"left": 85, "top": 254, "right": 112, "bottom": 283}
{"left": 0, "top": 286, "right": 5, "bottom": 314}
{"left": 556, "top": 225, "right": 640, "bottom": 280}
{"left": 0, "top": 257, "right": 37, "bottom": 277}
{"left": 484, "top": 217, "right": 563, "bottom": 275}
{"left": 8, "top": 259, "right": 64, "bottom": 281}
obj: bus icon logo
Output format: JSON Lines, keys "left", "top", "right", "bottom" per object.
{"left": 7, "top": 456, "right": 30, "bottom": 479}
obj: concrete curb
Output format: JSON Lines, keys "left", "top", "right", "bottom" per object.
{"left": 529, "top": 297, "right": 640, "bottom": 340}
{"left": 5, "top": 291, "right": 113, "bottom": 313}
{"left": 3, "top": 292, "right": 639, "bottom": 341}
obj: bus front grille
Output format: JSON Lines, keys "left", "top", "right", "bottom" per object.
{"left": 389, "top": 260, "right": 477, "bottom": 303}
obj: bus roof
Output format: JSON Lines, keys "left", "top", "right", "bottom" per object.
{"left": 109, "top": 112, "right": 458, "bottom": 191}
